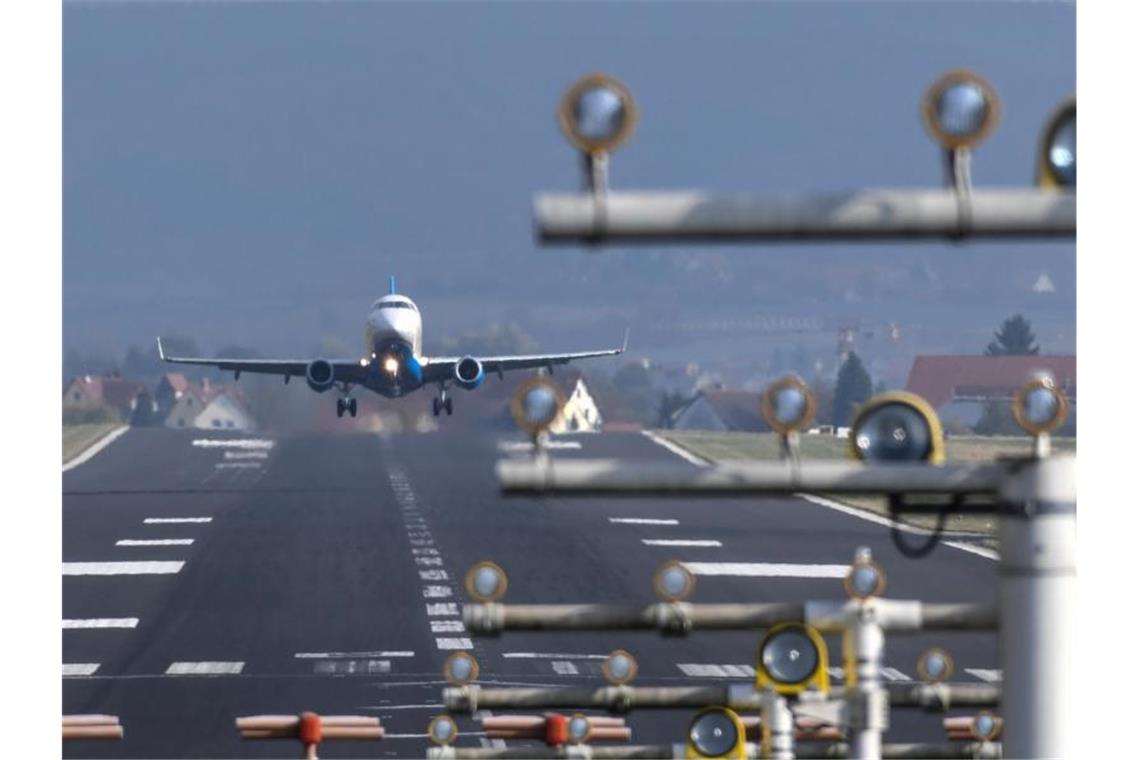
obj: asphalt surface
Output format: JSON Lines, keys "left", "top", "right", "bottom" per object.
{"left": 63, "top": 427, "right": 999, "bottom": 758}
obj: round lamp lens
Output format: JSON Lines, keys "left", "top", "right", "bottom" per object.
{"left": 654, "top": 561, "right": 694, "bottom": 601}
{"left": 568, "top": 715, "right": 591, "bottom": 743}
{"left": 761, "top": 629, "right": 819, "bottom": 685}
{"left": 1021, "top": 386, "right": 1060, "bottom": 428}
{"left": 925, "top": 653, "right": 946, "bottom": 678}
{"left": 444, "top": 652, "right": 478, "bottom": 685}
{"left": 936, "top": 82, "right": 989, "bottom": 138}
{"left": 465, "top": 561, "right": 508, "bottom": 602}
{"left": 854, "top": 403, "right": 933, "bottom": 462}
{"left": 773, "top": 387, "right": 808, "bottom": 426}
{"left": 1048, "top": 115, "right": 1076, "bottom": 186}
{"left": 689, "top": 711, "right": 739, "bottom": 757}
{"left": 523, "top": 386, "right": 558, "bottom": 427}
{"left": 851, "top": 565, "right": 880, "bottom": 597}
{"left": 917, "top": 648, "right": 954, "bottom": 683}
{"left": 602, "top": 650, "right": 638, "bottom": 684}
{"left": 607, "top": 654, "right": 631, "bottom": 680}
{"left": 474, "top": 567, "right": 500, "bottom": 598}
{"left": 974, "top": 713, "right": 996, "bottom": 740}
{"left": 429, "top": 716, "right": 457, "bottom": 745}
{"left": 574, "top": 86, "right": 626, "bottom": 143}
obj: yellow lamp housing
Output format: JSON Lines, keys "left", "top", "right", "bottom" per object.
{"left": 754, "top": 623, "right": 830, "bottom": 697}
{"left": 849, "top": 391, "right": 945, "bottom": 465}
{"left": 1037, "top": 98, "right": 1076, "bottom": 189}
{"left": 685, "top": 707, "right": 747, "bottom": 759}
{"left": 558, "top": 73, "right": 639, "bottom": 155}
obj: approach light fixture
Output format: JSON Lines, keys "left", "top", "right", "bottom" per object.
{"left": 567, "top": 714, "right": 592, "bottom": 745}
{"left": 1038, "top": 99, "right": 1076, "bottom": 189}
{"left": 442, "top": 651, "right": 480, "bottom": 686}
{"left": 601, "top": 650, "right": 639, "bottom": 686}
{"left": 558, "top": 73, "right": 638, "bottom": 155}
{"left": 971, "top": 711, "right": 1002, "bottom": 742}
{"left": 754, "top": 623, "right": 830, "bottom": 696}
{"left": 653, "top": 560, "right": 696, "bottom": 602}
{"left": 916, "top": 648, "right": 955, "bottom": 684}
{"left": 686, "top": 707, "right": 747, "bottom": 759}
{"left": 510, "top": 376, "right": 565, "bottom": 435}
{"left": 428, "top": 714, "right": 459, "bottom": 746}
{"left": 761, "top": 375, "right": 817, "bottom": 434}
{"left": 464, "top": 561, "right": 508, "bottom": 603}
{"left": 850, "top": 391, "right": 946, "bottom": 464}
{"left": 921, "top": 70, "right": 1000, "bottom": 150}
{"left": 844, "top": 558, "right": 887, "bottom": 600}
{"left": 1012, "top": 375, "right": 1069, "bottom": 435}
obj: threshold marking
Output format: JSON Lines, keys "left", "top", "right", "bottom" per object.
{"left": 435, "top": 638, "right": 473, "bottom": 650}
{"left": 64, "top": 561, "right": 184, "bottom": 576}
{"left": 295, "top": 651, "right": 414, "bottom": 659}
{"left": 215, "top": 462, "right": 261, "bottom": 470}
{"left": 430, "top": 620, "right": 466, "bottom": 633}
{"left": 63, "top": 618, "right": 138, "bottom": 629}
{"left": 642, "top": 539, "right": 722, "bottom": 547}
{"left": 678, "top": 663, "right": 756, "bottom": 678}
{"left": 423, "top": 586, "right": 452, "bottom": 598}
{"left": 116, "top": 539, "right": 193, "bottom": 547}
{"left": 63, "top": 663, "right": 100, "bottom": 677}
{"left": 683, "top": 562, "right": 849, "bottom": 578}
{"left": 419, "top": 570, "right": 448, "bottom": 581}
{"left": 223, "top": 450, "right": 269, "bottom": 460}
{"left": 192, "top": 439, "right": 274, "bottom": 449}
{"left": 609, "top": 517, "right": 679, "bottom": 526}
{"left": 426, "top": 603, "right": 459, "bottom": 616}
{"left": 166, "top": 661, "right": 244, "bottom": 676}
{"left": 144, "top": 517, "right": 212, "bottom": 524}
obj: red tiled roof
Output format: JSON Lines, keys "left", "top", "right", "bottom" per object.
{"left": 905, "top": 355, "right": 1076, "bottom": 408}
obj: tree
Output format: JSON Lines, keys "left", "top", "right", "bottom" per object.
{"left": 832, "top": 352, "right": 872, "bottom": 427}
{"left": 986, "top": 314, "right": 1039, "bottom": 356}
{"left": 656, "top": 391, "right": 691, "bottom": 429}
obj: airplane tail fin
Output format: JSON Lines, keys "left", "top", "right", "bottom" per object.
{"left": 389, "top": 275, "right": 397, "bottom": 295}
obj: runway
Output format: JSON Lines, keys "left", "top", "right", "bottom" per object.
{"left": 63, "top": 428, "right": 998, "bottom": 758}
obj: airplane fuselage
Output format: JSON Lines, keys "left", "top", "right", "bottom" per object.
{"left": 362, "top": 295, "right": 426, "bottom": 397}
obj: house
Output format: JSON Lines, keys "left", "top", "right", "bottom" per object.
{"left": 63, "top": 374, "right": 147, "bottom": 422}
{"left": 904, "top": 355, "right": 1076, "bottom": 428}
{"left": 195, "top": 392, "right": 258, "bottom": 431}
{"left": 670, "top": 390, "right": 767, "bottom": 432}
{"left": 548, "top": 371, "right": 604, "bottom": 434}
{"left": 161, "top": 378, "right": 256, "bottom": 431}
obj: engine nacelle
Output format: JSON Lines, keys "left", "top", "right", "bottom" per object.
{"left": 306, "top": 359, "right": 336, "bottom": 393}
{"left": 454, "top": 356, "right": 485, "bottom": 390}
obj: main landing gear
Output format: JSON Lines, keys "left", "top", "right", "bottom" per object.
{"left": 336, "top": 397, "right": 357, "bottom": 418}
{"left": 432, "top": 388, "right": 453, "bottom": 417}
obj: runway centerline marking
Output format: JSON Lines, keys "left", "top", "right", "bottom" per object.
{"left": 63, "top": 561, "right": 184, "bottom": 576}
{"left": 116, "top": 538, "right": 194, "bottom": 547}
{"left": 295, "top": 651, "right": 415, "bottom": 659}
{"left": 642, "top": 539, "right": 722, "bottom": 547}
{"left": 682, "top": 562, "right": 849, "bottom": 578}
{"left": 426, "top": 603, "right": 459, "bottom": 616}
{"left": 166, "top": 661, "right": 245, "bottom": 675}
{"left": 192, "top": 439, "right": 274, "bottom": 449}
{"left": 63, "top": 663, "right": 100, "bottom": 677}
{"left": 430, "top": 620, "right": 466, "bottom": 633}
{"left": 63, "top": 618, "right": 138, "bottom": 629}
{"left": 502, "top": 653, "right": 608, "bottom": 660}
{"left": 144, "top": 517, "right": 212, "bottom": 524}
{"left": 609, "top": 517, "right": 679, "bottom": 526}
{"left": 423, "top": 586, "right": 452, "bottom": 598}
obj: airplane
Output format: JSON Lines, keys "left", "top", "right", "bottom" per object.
{"left": 157, "top": 277, "right": 627, "bottom": 418}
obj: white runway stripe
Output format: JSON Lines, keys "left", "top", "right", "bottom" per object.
{"left": 828, "top": 667, "right": 846, "bottom": 681}
{"left": 881, "top": 667, "right": 912, "bottom": 682}
{"left": 966, "top": 668, "right": 1002, "bottom": 682}
{"left": 423, "top": 586, "right": 452, "bottom": 598}
{"left": 63, "top": 561, "right": 184, "bottom": 576}
{"left": 63, "top": 663, "right": 100, "bottom": 677}
{"left": 63, "top": 618, "right": 138, "bottom": 629}
{"left": 295, "top": 651, "right": 415, "bottom": 659}
{"left": 641, "top": 430, "right": 711, "bottom": 466}
{"left": 642, "top": 539, "right": 722, "bottom": 547}
{"left": 503, "top": 652, "right": 608, "bottom": 660}
{"left": 116, "top": 539, "right": 194, "bottom": 547}
{"left": 430, "top": 620, "right": 466, "bottom": 633}
{"left": 552, "top": 661, "right": 579, "bottom": 675}
{"left": 435, "top": 638, "right": 473, "bottom": 650}
{"left": 214, "top": 462, "right": 261, "bottom": 470}
{"left": 63, "top": 426, "right": 129, "bottom": 472}
{"left": 609, "top": 517, "right": 679, "bottom": 525}
{"left": 223, "top": 450, "right": 269, "bottom": 460}
{"left": 166, "top": 661, "right": 244, "bottom": 675}
{"left": 192, "top": 439, "right": 274, "bottom": 449}
{"left": 426, "top": 603, "right": 458, "bottom": 616}
{"left": 683, "top": 562, "right": 849, "bottom": 578}
{"left": 678, "top": 663, "right": 756, "bottom": 678}
{"left": 144, "top": 517, "right": 212, "bottom": 524}
{"left": 419, "top": 570, "right": 448, "bottom": 581}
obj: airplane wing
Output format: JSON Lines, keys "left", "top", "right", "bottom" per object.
{"left": 156, "top": 338, "right": 368, "bottom": 384}
{"left": 420, "top": 330, "right": 628, "bottom": 384}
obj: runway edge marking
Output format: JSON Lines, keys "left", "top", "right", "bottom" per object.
{"left": 641, "top": 431, "right": 998, "bottom": 563}
{"left": 62, "top": 425, "right": 129, "bottom": 473}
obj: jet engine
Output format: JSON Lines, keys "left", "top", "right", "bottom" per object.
{"left": 454, "top": 356, "right": 485, "bottom": 390}
{"left": 306, "top": 359, "right": 336, "bottom": 392}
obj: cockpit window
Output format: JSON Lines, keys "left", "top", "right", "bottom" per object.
{"left": 373, "top": 300, "right": 417, "bottom": 311}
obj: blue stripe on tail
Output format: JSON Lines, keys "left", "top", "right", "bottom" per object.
{"left": 389, "top": 275, "right": 397, "bottom": 295}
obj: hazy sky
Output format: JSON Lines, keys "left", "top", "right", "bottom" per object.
{"left": 64, "top": 0, "right": 1075, "bottom": 362}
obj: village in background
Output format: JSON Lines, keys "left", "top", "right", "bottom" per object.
{"left": 62, "top": 313, "right": 1075, "bottom": 442}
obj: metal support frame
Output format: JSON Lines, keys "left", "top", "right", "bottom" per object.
{"left": 533, "top": 189, "right": 1075, "bottom": 244}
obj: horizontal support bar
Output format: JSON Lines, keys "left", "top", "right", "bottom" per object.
{"left": 535, "top": 188, "right": 1074, "bottom": 243}
{"left": 496, "top": 459, "right": 1007, "bottom": 497}
{"left": 463, "top": 600, "right": 998, "bottom": 635}
{"left": 430, "top": 741, "right": 1001, "bottom": 759}
{"left": 799, "top": 742, "right": 1002, "bottom": 759}
{"left": 444, "top": 683, "right": 998, "bottom": 714}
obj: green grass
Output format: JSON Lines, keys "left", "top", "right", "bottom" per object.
{"left": 657, "top": 430, "right": 1075, "bottom": 539}
{"left": 63, "top": 423, "right": 120, "bottom": 464}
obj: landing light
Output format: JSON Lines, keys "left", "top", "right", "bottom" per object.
{"left": 558, "top": 73, "right": 638, "bottom": 155}
{"left": 921, "top": 70, "right": 1000, "bottom": 150}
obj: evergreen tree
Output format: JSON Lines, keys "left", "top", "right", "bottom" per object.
{"left": 832, "top": 352, "right": 873, "bottom": 426}
{"left": 986, "top": 314, "right": 1040, "bottom": 356}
